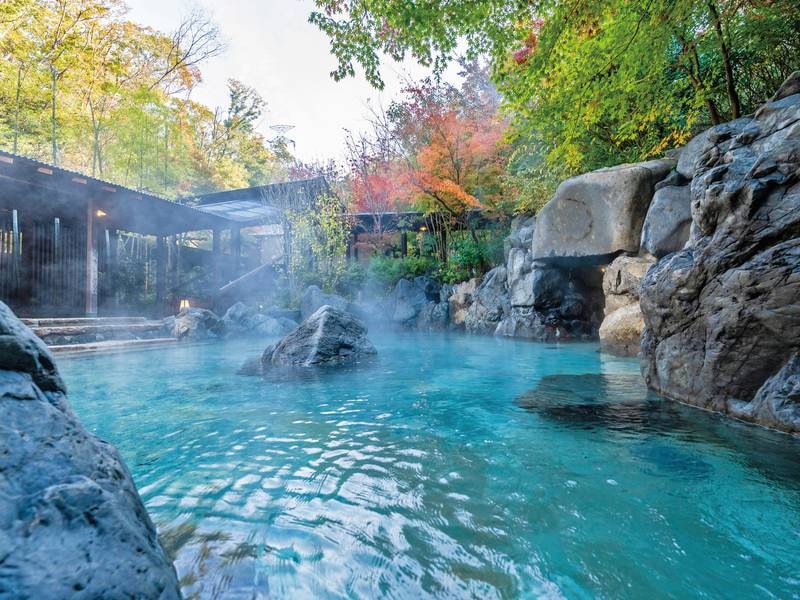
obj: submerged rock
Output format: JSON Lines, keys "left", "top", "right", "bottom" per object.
{"left": 640, "top": 77, "right": 800, "bottom": 432}
{"left": 262, "top": 305, "right": 377, "bottom": 368}
{"left": 0, "top": 301, "right": 180, "bottom": 598}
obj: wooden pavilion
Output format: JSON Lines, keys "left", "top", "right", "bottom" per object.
{"left": 0, "top": 150, "right": 242, "bottom": 318}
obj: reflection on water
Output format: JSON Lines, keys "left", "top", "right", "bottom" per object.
{"left": 61, "top": 333, "right": 800, "bottom": 599}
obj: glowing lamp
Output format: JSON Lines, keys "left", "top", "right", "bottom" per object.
{"left": 179, "top": 299, "right": 191, "bottom": 310}
{"left": 419, "top": 225, "right": 428, "bottom": 232}
{"left": 95, "top": 209, "right": 107, "bottom": 218}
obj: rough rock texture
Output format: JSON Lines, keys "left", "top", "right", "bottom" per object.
{"left": 262, "top": 305, "right": 377, "bottom": 367}
{"left": 640, "top": 184, "right": 692, "bottom": 258}
{"left": 506, "top": 248, "right": 534, "bottom": 307}
{"left": 640, "top": 82, "right": 800, "bottom": 432}
{"left": 602, "top": 255, "right": 654, "bottom": 316}
{"left": 223, "top": 302, "right": 296, "bottom": 337}
{"left": 464, "top": 266, "right": 509, "bottom": 334}
{"left": 599, "top": 303, "right": 645, "bottom": 357}
{"left": 533, "top": 159, "right": 674, "bottom": 263}
{"left": 384, "top": 276, "right": 442, "bottom": 328}
{"left": 729, "top": 353, "right": 800, "bottom": 432}
{"left": 0, "top": 301, "right": 180, "bottom": 598}
{"left": 300, "top": 285, "right": 350, "bottom": 320}
{"left": 416, "top": 301, "right": 449, "bottom": 331}
{"left": 448, "top": 278, "right": 480, "bottom": 328}
{"left": 166, "top": 307, "right": 224, "bottom": 340}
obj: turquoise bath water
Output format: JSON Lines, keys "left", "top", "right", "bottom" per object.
{"left": 61, "top": 333, "right": 800, "bottom": 599}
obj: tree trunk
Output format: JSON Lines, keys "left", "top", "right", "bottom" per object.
{"left": 13, "top": 64, "right": 22, "bottom": 154}
{"left": 50, "top": 67, "right": 58, "bottom": 165}
{"left": 707, "top": 0, "right": 741, "bottom": 119}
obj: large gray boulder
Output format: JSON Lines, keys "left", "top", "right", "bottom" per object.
{"left": 262, "top": 305, "right": 377, "bottom": 367}
{"left": 506, "top": 247, "right": 534, "bottom": 307}
{"left": 223, "top": 301, "right": 296, "bottom": 337}
{"left": 599, "top": 303, "right": 645, "bottom": 357}
{"left": 0, "top": 302, "right": 180, "bottom": 598}
{"left": 166, "top": 307, "right": 224, "bottom": 341}
{"left": 602, "top": 255, "right": 654, "bottom": 316}
{"left": 448, "top": 278, "right": 480, "bottom": 329}
{"left": 504, "top": 214, "right": 536, "bottom": 261}
{"left": 385, "top": 276, "right": 441, "bottom": 327}
{"left": 730, "top": 352, "right": 800, "bottom": 432}
{"left": 465, "top": 266, "right": 509, "bottom": 334}
{"left": 533, "top": 159, "right": 674, "bottom": 264}
{"left": 300, "top": 285, "right": 350, "bottom": 320}
{"left": 640, "top": 81, "right": 800, "bottom": 432}
{"left": 640, "top": 184, "right": 692, "bottom": 258}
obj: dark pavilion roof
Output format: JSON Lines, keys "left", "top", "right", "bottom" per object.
{"left": 0, "top": 150, "right": 231, "bottom": 236}
{"left": 192, "top": 176, "right": 331, "bottom": 227}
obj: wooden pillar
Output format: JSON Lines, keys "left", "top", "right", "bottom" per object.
{"left": 352, "top": 232, "right": 359, "bottom": 261}
{"left": 155, "top": 235, "right": 167, "bottom": 315}
{"left": 400, "top": 231, "right": 408, "bottom": 257}
{"left": 212, "top": 228, "right": 222, "bottom": 289}
{"left": 85, "top": 200, "right": 98, "bottom": 317}
{"left": 231, "top": 226, "right": 241, "bottom": 278}
{"left": 108, "top": 229, "right": 119, "bottom": 310}
{"left": 167, "top": 235, "right": 179, "bottom": 295}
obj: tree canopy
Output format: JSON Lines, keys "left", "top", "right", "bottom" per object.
{"left": 0, "top": 0, "right": 286, "bottom": 197}
{"left": 312, "top": 0, "right": 800, "bottom": 175}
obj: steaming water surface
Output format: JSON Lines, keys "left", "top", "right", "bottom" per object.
{"left": 61, "top": 333, "right": 800, "bottom": 599}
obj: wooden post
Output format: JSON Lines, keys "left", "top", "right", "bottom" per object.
{"left": 85, "top": 200, "right": 98, "bottom": 316}
{"left": 212, "top": 228, "right": 222, "bottom": 289}
{"left": 400, "top": 231, "right": 408, "bottom": 257}
{"left": 231, "top": 226, "right": 241, "bottom": 278}
{"left": 155, "top": 235, "right": 167, "bottom": 315}
{"left": 108, "top": 229, "right": 118, "bottom": 310}
{"left": 352, "top": 232, "right": 359, "bottom": 261}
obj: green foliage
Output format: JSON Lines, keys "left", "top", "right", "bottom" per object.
{"left": 287, "top": 193, "right": 352, "bottom": 295}
{"left": 0, "top": 1, "right": 286, "bottom": 197}
{"left": 437, "top": 230, "right": 504, "bottom": 283}
{"left": 367, "top": 254, "right": 436, "bottom": 290}
{"left": 311, "top": 0, "right": 800, "bottom": 177}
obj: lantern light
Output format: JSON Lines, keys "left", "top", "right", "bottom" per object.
{"left": 95, "top": 209, "right": 107, "bottom": 218}
{"left": 179, "top": 299, "right": 191, "bottom": 311}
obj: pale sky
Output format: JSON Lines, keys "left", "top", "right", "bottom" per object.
{"left": 125, "top": 0, "right": 462, "bottom": 163}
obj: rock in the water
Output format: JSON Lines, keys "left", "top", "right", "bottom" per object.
{"left": 416, "top": 300, "right": 449, "bottom": 331}
{"left": 300, "top": 285, "right": 350, "bottom": 320}
{"left": 533, "top": 159, "right": 674, "bottom": 264}
{"left": 602, "top": 255, "right": 654, "bottom": 316}
{"left": 640, "top": 79, "right": 800, "bottom": 432}
{"left": 0, "top": 301, "right": 180, "bottom": 598}
{"left": 465, "top": 266, "right": 509, "bottom": 334}
{"left": 730, "top": 353, "right": 800, "bottom": 432}
{"left": 385, "top": 276, "right": 441, "bottom": 327}
{"left": 167, "top": 307, "right": 224, "bottom": 340}
{"left": 262, "top": 305, "right": 377, "bottom": 367}
{"left": 223, "top": 301, "right": 296, "bottom": 337}
{"left": 640, "top": 184, "right": 692, "bottom": 258}
{"left": 599, "top": 302, "right": 645, "bottom": 357}
{"left": 448, "top": 278, "right": 480, "bottom": 329}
